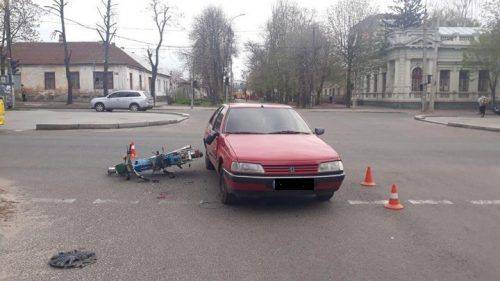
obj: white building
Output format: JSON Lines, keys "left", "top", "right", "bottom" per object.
{"left": 356, "top": 27, "right": 500, "bottom": 109}
{"left": 12, "top": 41, "right": 171, "bottom": 102}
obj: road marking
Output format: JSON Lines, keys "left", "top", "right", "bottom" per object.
{"left": 32, "top": 198, "right": 76, "bottom": 204}
{"left": 408, "top": 200, "right": 454, "bottom": 205}
{"left": 93, "top": 199, "right": 139, "bottom": 205}
{"left": 348, "top": 200, "right": 388, "bottom": 205}
{"left": 470, "top": 200, "right": 500, "bottom": 205}
{"left": 158, "top": 200, "right": 190, "bottom": 205}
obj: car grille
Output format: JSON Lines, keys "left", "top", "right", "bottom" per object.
{"left": 262, "top": 164, "right": 318, "bottom": 175}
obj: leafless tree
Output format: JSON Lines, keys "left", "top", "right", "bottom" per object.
{"left": 147, "top": 0, "right": 172, "bottom": 107}
{"left": 327, "top": 0, "right": 374, "bottom": 107}
{"left": 47, "top": 0, "right": 73, "bottom": 104}
{"left": 96, "top": 0, "right": 117, "bottom": 97}
{"left": 245, "top": 1, "right": 333, "bottom": 107}
{"left": 1, "top": 0, "right": 41, "bottom": 74}
{"left": 189, "top": 6, "right": 236, "bottom": 104}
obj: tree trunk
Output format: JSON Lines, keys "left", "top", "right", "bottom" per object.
{"left": 490, "top": 76, "right": 497, "bottom": 104}
{"left": 151, "top": 71, "right": 156, "bottom": 106}
{"left": 103, "top": 45, "right": 109, "bottom": 96}
{"left": 59, "top": 1, "right": 73, "bottom": 104}
{"left": 345, "top": 64, "right": 353, "bottom": 108}
{"left": 102, "top": 0, "right": 112, "bottom": 97}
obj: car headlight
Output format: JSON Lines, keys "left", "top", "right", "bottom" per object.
{"left": 318, "top": 161, "right": 343, "bottom": 173}
{"left": 231, "top": 162, "right": 265, "bottom": 174}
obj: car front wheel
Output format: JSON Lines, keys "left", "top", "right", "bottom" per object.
{"left": 219, "top": 168, "right": 236, "bottom": 205}
{"left": 316, "top": 192, "right": 335, "bottom": 202}
{"left": 95, "top": 103, "right": 105, "bottom": 112}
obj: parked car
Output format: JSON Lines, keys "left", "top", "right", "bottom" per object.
{"left": 203, "top": 103, "right": 345, "bottom": 204}
{"left": 90, "top": 91, "right": 154, "bottom": 112}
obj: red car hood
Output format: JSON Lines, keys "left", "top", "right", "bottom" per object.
{"left": 225, "top": 134, "right": 340, "bottom": 164}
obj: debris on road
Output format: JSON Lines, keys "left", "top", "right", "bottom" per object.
{"left": 107, "top": 142, "right": 203, "bottom": 181}
{"left": 48, "top": 250, "right": 96, "bottom": 269}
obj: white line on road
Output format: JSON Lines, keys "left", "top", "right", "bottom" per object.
{"left": 408, "top": 200, "right": 454, "bottom": 205}
{"left": 93, "top": 199, "right": 139, "bottom": 205}
{"left": 348, "top": 200, "right": 388, "bottom": 205}
{"left": 158, "top": 200, "right": 190, "bottom": 205}
{"left": 470, "top": 200, "right": 500, "bottom": 205}
{"left": 32, "top": 198, "right": 76, "bottom": 204}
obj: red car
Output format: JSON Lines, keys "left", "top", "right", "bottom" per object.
{"left": 204, "top": 103, "right": 345, "bottom": 204}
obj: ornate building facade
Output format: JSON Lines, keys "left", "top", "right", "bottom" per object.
{"left": 356, "top": 27, "right": 499, "bottom": 109}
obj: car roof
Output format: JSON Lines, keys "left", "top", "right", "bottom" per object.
{"left": 227, "top": 103, "right": 292, "bottom": 109}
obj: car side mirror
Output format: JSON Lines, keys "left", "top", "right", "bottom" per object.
{"left": 314, "top": 128, "right": 325, "bottom": 135}
{"left": 204, "top": 131, "right": 220, "bottom": 145}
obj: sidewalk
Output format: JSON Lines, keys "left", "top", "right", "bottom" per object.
{"left": 14, "top": 101, "right": 217, "bottom": 111}
{"left": 1, "top": 109, "right": 187, "bottom": 131}
{"left": 415, "top": 113, "right": 500, "bottom": 132}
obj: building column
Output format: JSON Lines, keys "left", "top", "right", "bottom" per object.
{"left": 469, "top": 71, "right": 479, "bottom": 93}
{"left": 450, "top": 66, "right": 459, "bottom": 92}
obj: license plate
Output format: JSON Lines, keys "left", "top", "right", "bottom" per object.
{"left": 274, "top": 179, "right": 314, "bottom": 191}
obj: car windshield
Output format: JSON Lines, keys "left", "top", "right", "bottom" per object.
{"left": 224, "top": 107, "right": 311, "bottom": 134}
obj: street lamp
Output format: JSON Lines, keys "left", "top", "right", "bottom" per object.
{"left": 224, "top": 13, "right": 245, "bottom": 104}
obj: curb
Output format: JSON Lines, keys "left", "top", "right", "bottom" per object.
{"left": 36, "top": 117, "right": 187, "bottom": 131}
{"left": 447, "top": 122, "right": 500, "bottom": 132}
{"left": 414, "top": 115, "right": 500, "bottom": 132}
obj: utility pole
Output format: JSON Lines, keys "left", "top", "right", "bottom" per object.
{"left": 4, "top": 0, "right": 14, "bottom": 109}
{"left": 429, "top": 18, "right": 440, "bottom": 112}
{"left": 311, "top": 25, "right": 316, "bottom": 108}
{"left": 421, "top": 19, "right": 428, "bottom": 112}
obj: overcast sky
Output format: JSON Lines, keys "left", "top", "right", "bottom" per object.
{"left": 35, "top": 0, "right": 392, "bottom": 79}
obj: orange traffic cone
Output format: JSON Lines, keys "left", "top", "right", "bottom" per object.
{"left": 361, "top": 166, "right": 376, "bottom": 187}
{"left": 384, "top": 184, "right": 404, "bottom": 210}
{"left": 129, "top": 142, "right": 136, "bottom": 159}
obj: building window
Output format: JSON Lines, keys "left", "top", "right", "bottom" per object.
{"left": 382, "top": 73, "right": 387, "bottom": 93}
{"left": 373, "top": 74, "right": 378, "bottom": 93}
{"left": 129, "top": 73, "right": 133, "bottom": 89}
{"left": 411, "top": 67, "right": 423, "bottom": 91}
{"left": 44, "top": 72, "right": 55, "bottom": 90}
{"left": 459, "top": 70, "right": 469, "bottom": 92}
{"left": 139, "top": 75, "right": 143, "bottom": 90}
{"left": 93, "top": 71, "right": 113, "bottom": 89}
{"left": 148, "top": 77, "right": 153, "bottom": 93}
{"left": 439, "top": 70, "right": 450, "bottom": 92}
{"left": 459, "top": 36, "right": 473, "bottom": 41}
{"left": 478, "top": 70, "right": 489, "bottom": 92}
{"left": 441, "top": 36, "right": 454, "bottom": 41}
{"left": 366, "top": 75, "right": 371, "bottom": 93}
{"left": 70, "top": 72, "right": 80, "bottom": 89}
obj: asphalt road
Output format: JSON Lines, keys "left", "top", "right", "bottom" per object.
{"left": 0, "top": 109, "right": 499, "bottom": 281}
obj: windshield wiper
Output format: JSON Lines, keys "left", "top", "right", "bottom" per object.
{"left": 268, "top": 130, "right": 309, "bottom": 134}
{"left": 228, "top": 131, "right": 264, "bottom": 134}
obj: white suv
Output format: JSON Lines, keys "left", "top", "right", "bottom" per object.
{"left": 90, "top": 91, "right": 154, "bottom": 112}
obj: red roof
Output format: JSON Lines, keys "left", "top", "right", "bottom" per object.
{"left": 12, "top": 42, "right": 145, "bottom": 70}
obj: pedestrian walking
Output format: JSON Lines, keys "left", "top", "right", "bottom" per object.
{"left": 477, "top": 96, "right": 490, "bottom": 118}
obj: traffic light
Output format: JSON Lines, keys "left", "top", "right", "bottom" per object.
{"left": 10, "top": 59, "right": 20, "bottom": 75}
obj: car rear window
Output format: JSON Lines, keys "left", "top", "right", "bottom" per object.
{"left": 225, "top": 107, "right": 311, "bottom": 134}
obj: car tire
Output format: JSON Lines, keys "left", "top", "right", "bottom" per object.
{"left": 219, "top": 168, "right": 236, "bottom": 205}
{"left": 129, "top": 103, "right": 139, "bottom": 112}
{"left": 95, "top": 103, "right": 105, "bottom": 112}
{"left": 205, "top": 152, "right": 215, "bottom": 170}
{"left": 316, "top": 192, "right": 335, "bottom": 202}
